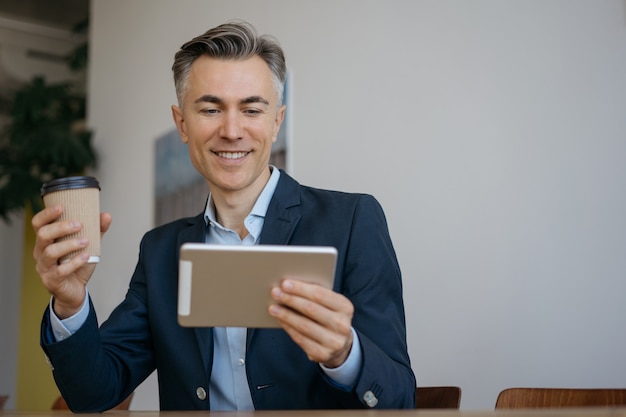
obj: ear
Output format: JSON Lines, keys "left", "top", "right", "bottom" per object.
{"left": 171, "top": 105, "right": 189, "bottom": 144}
{"left": 272, "top": 105, "right": 286, "bottom": 143}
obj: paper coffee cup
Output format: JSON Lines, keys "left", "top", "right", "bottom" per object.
{"left": 41, "top": 176, "right": 101, "bottom": 263}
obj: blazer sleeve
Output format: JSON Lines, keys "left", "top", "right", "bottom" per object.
{"left": 40, "top": 291, "right": 154, "bottom": 412}
{"left": 279, "top": 185, "right": 416, "bottom": 408}
{"left": 338, "top": 194, "right": 415, "bottom": 408}
{"left": 39, "top": 216, "right": 206, "bottom": 412}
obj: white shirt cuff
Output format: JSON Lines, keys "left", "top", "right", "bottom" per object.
{"left": 319, "top": 327, "right": 362, "bottom": 388}
{"left": 49, "top": 288, "right": 90, "bottom": 341}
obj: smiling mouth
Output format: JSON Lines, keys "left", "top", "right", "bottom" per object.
{"left": 215, "top": 151, "right": 250, "bottom": 159}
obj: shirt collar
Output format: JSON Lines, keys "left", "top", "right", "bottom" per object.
{"left": 204, "top": 166, "right": 281, "bottom": 227}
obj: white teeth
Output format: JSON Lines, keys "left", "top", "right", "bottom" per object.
{"left": 217, "top": 151, "right": 247, "bottom": 159}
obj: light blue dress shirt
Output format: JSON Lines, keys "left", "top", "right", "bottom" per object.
{"left": 49, "top": 166, "right": 362, "bottom": 410}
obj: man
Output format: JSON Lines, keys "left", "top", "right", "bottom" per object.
{"left": 33, "top": 20, "right": 416, "bottom": 411}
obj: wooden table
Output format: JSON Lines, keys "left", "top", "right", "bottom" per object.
{"left": 2, "top": 409, "right": 626, "bottom": 417}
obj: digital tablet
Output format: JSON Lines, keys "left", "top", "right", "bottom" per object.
{"left": 177, "top": 243, "right": 338, "bottom": 328}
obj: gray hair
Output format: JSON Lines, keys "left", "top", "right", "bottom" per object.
{"left": 172, "top": 20, "right": 286, "bottom": 108}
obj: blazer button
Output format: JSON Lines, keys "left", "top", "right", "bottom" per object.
{"left": 196, "top": 387, "right": 207, "bottom": 401}
{"left": 363, "top": 390, "right": 378, "bottom": 408}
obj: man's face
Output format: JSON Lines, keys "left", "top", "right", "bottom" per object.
{"left": 172, "top": 55, "right": 285, "bottom": 197}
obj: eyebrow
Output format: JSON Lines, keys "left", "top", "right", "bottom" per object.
{"left": 194, "top": 95, "right": 270, "bottom": 106}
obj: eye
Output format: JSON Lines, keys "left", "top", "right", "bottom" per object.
{"left": 200, "top": 108, "right": 220, "bottom": 115}
{"left": 242, "top": 108, "right": 263, "bottom": 116}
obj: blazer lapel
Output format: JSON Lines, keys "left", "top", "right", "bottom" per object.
{"left": 249, "top": 171, "right": 302, "bottom": 346}
{"left": 258, "top": 171, "right": 302, "bottom": 245}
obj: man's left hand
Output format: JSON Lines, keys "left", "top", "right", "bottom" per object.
{"left": 269, "top": 279, "right": 354, "bottom": 368}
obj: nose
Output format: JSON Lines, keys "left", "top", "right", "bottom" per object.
{"left": 220, "top": 111, "right": 243, "bottom": 140}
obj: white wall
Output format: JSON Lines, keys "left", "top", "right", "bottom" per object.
{"left": 27, "top": 0, "right": 626, "bottom": 410}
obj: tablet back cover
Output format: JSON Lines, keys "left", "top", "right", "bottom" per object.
{"left": 178, "top": 243, "right": 337, "bottom": 328}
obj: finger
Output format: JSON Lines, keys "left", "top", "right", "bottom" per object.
{"left": 33, "top": 218, "right": 83, "bottom": 269}
{"left": 272, "top": 281, "right": 353, "bottom": 331}
{"left": 32, "top": 205, "right": 63, "bottom": 233}
{"left": 38, "top": 219, "right": 82, "bottom": 245}
{"left": 269, "top": 304, "right": 353, "bottom": 365}
{"left": 44, "top": 237, "right": 89, "bottom": 265}
{"left": 269, "top": 300, "right": 327, "bottom": 338}
{"left": 280, "top": 279, "right": 351, "bottom": 313}
{"left": 270, "top": 280, "right": 354, "bottom": 364}
{"left": 269, "top": 303, "right": 335, "bottom": 359}
{"left": 268, "top": 289, "right": 351, "bottom": 349}
{"left": 36, "top": 236, "right": 88, "bottom": 281}
{"left": 40, "top": 250, "right": 90, "bottom": 287}
{"left": 100, "top": 212, "right": 112, "bottom": 234}
{"left": 38, "top": 248, "right": 93, "bottom": 316}
{"left": 57, "top": 251, "right": 93, "bottom": 286}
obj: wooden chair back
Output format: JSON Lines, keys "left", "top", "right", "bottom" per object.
{"left": 51, "top": 392, "right": 134, "bottom": 411}
{"left": 415, "top": 386, "right": 462, "bottom": 409}
{"left": 0, "top": 395, "right": 8, "bottom": 410}
{"left": 495, "top": 388, "right": 626, "bottom": 409}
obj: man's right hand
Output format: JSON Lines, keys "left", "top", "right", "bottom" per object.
{"left": 32, "top": 205, "right": 112, "bottom": 319}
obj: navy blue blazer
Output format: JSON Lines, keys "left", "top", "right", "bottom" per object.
{"left": 41, "top": 171, "right": 416, "bottom": 411}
